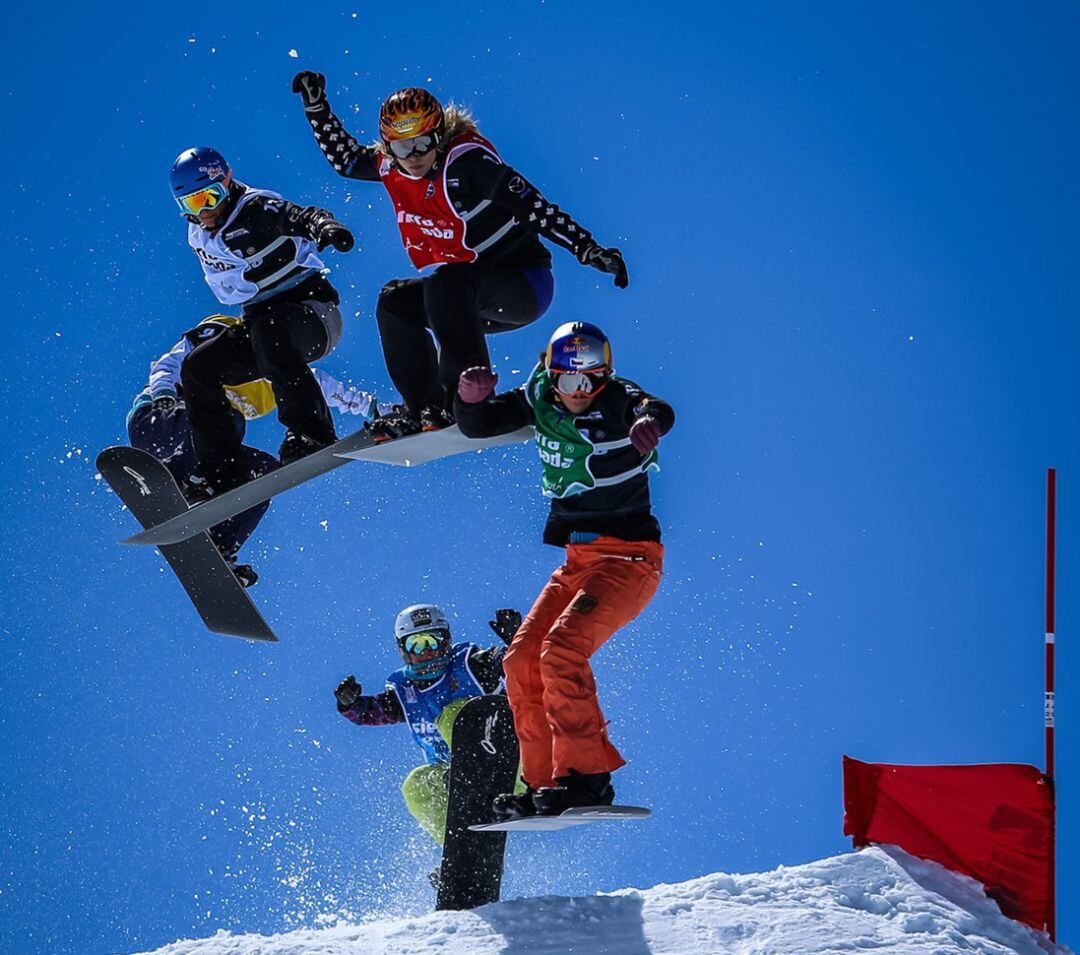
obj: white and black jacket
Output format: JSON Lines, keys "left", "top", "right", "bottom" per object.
{"left": 186, "top": 181, "right": 342, "bottom": 310}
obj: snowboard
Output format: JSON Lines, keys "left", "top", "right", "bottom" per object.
{"left": 436, "top": 694, "right": 520, "bottom": 911}
{"left": 469, "top": 805, "right": 652, "bottom": 832}
{"left": 124, "top": 425, "right": 533, "bottom": 547}
{"left": 97, "top": 446, "right": 277, "bottom": 642}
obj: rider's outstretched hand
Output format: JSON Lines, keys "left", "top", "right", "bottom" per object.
{"left": 335, "top": 675, "right": 362, "bottom": 709}
{"left": 578, "top": 242, "right": 629, "bottom": 289}
{"left": 292, "top": 71, "right": 328, "bottom": 111}
{"left": 489, "top": 609, "right": 522, "bottom": 645}
{"left": 458, "top": 367, "right": 499, "bottom": 403}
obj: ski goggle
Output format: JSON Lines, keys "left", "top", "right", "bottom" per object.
{"left": 552, "top": 370, "right": 610, "bottom": 398}
{"left": 401, "top": 630, "right": 450, "bottom": 678}
{"left": 386, "top": 131, "right": 440, "bottom": 160}
{"left": 403, "top": 630, "right": 446, "bottom": 654}
{"left": 175, "top": 182, "right": 229, "bottom": 216}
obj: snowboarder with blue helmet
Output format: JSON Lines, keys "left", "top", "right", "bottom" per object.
{"left": 169, "top": 145, "right": 357, "bottom": 498}
{"left": 333, "top": 604, "right": 522, "bottom": 845}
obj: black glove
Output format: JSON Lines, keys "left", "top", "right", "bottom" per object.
{"left": 578, "top": 243, "right": 629, "bottom": 289}
{"left": 151, "top": 393, "right": 179, "bottom": 417}
{"left": 292, "top": 71, "right": 327, "bottom": 111}
{"left": 335, "top": 675, "right": 362, "bottom": 709}
{"left": 316, "top": 221, "right": 355, "bottom": 253}
{"left": 488, "top": 608, "right": 522, "bottom": 645}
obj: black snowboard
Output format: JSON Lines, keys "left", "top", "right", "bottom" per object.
{"left": 123, "top": 424, "right": 532, "bottom": 548}
{"left": 436, "top": 694, "right": 520, "bottom": 911}
{"left": 97, "top": 446, "right": 277, "bottom": 642}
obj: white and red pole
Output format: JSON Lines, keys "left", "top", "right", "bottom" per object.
{"left": 1044, "top": 467, "right": 1057, "bottom": 941}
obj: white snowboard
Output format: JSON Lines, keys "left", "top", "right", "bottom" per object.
{"left": 337, "top": 424, "right": 532, "bottom": 467}
{"left": 469, "top": 805, "right": 651, "bottom": 832}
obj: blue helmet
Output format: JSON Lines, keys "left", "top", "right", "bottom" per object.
{"left": 170, "top": 147, "right": 231, "bottom": 198}
{"left": 545, "top": 321, "right": 613, "bottom": 375}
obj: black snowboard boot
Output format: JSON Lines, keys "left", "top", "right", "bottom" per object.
{"left": 179, "top": 454, "right": 244, "bottom": 504}
{"left": 229, "top": 561, "right": 259, "bottom": 589}
{"left": 419, "top": 405, "right": 455, "bottom": 433}
{"left": 491, "top": 785, "right": 539, "bottom": 821}
{"left": 278, "top": 430, "right": 332, "bottom": 466}
{"left": 370, "top": 405, "right": 422, "bottom": 443}
{"left": 532, "top": 770, "right": 615, "bottom": 816}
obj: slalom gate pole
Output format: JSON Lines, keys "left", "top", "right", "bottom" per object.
{"left": 1044, "top": 467, "right": 1056, "bottom": 941}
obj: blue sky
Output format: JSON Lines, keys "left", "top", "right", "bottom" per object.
{"left": 1, "top": 2, "right": 1077, "bottom": 952}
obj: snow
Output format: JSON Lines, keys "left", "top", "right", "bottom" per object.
{"left": 126, "top": 846, "right": 1070, "bottom": 955}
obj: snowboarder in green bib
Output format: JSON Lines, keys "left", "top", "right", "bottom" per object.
{"left": 455, "top": 322, "right": 674, "bottom": 818}
{"left": 334, "top": 603, "right": 521, "bottom": 844}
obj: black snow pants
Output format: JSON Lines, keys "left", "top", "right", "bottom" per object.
{"left": 375, "top": 263, "right": 554, "bottom": 413}
{"left": 181, "top": 289, "right": 343, "bottom": 475}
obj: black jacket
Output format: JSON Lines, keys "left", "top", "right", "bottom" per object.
{"left": 302, "top": 102, "right": 600, "bottom": 270}
{"left": 456, "top": 375, "right": 675, "bottom": 546}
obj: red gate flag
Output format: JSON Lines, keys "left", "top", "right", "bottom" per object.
{"left": 842, "top": 756, "right": 1054, "bottom": 932}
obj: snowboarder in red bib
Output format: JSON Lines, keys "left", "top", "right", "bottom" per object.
{"left": 292, "top": 72, "right": 629, "bottom": 440}
{"left": 454, "top": 322, "right": 673, "bottom": 818}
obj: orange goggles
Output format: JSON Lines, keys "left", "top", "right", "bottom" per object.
{"left": 176, "top": 182, "right": 229, "bottom": 216}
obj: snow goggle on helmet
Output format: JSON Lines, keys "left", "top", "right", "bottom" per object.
{"left": 545, "top": 321, "right": 613, "bottom": 398}
{"left": 380, "top": 88, "right": 445, "bottom": 161}
{"left": 552, "top": 369, "right": 610, "bottom": 398}
{"left": 399, "top": 629, "right": 452, "bottom": 680}
{"left": 386, "top": 131, "right": 441, "bottom": 160}
{"left": 176, "top": 182, "right": 229, "bottom": 217}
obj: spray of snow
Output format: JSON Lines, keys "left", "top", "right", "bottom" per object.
{"left": 126, "top": 846, "right": 1070, "bottom": 955}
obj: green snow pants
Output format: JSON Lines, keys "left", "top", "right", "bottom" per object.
{"left": 400, "top": 696, "right": 524, "bottom": 845}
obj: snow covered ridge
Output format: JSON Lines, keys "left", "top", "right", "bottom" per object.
{"left": 127, "top": 846, "right": 1071, "bottom": 955}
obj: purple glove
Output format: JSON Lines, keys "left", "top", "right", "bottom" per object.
{"left": 458, "top": 366, "right": 499, "bottom": 403}
{"left": 629, "top": 416, "right": 662, "bottom": 455}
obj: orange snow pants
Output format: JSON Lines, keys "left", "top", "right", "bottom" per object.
{"left": 503, "top": 537, "right": 664, "bottom": 787}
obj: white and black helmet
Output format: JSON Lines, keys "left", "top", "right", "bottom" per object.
{"left": 394, "top": 603, "right": 452, "bottom": 679}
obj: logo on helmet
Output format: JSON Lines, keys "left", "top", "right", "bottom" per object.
{"left": 410, "top": 608, "right": 433, "bottom": 627}
{"left": 200, "top": 164, "right": 225, "bottom": 180}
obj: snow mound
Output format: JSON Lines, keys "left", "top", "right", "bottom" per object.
{"left": 128, "top": 846, "right": 1070, "bottom": 955}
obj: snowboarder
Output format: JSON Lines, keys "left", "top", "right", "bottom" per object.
{"left": 454, "top": 322, "right": 674, "bottom": 818}
{"left": 128, "top": 313, "right": 386, "bottom": 585}
{"left": 334, "top": 604, "right": 522, "bottom": 845}
{"left": 170, "top": 146, "right": 356, "bottom": 498}
{"left": 292, "top": 72, "right": 628, "bottom": 440}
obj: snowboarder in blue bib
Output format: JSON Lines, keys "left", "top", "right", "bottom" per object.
{"left": 169, "top": 146, "right": 356, "bottom": 498}
{"left": 334, "top": 604, "right": 521, "bottom": 845}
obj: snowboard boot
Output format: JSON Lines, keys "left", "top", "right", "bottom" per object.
{"left": 179, "top": 471, "right": 217, "bottom": 504}
{"left": 419, "top": 405, "right": 455, "bottom": 433}
{"left": 278, "top": 430, "right": 333, "bottom": 466}
{"left": 228, "top": 561, "right": 259, "bottom": 589}
{"left": 532, "top": 770, "right": 615, "bottom": 816}
{"left": 491, "top": 785, "right": 539, "bottom": 821}
{"left": 179, "top": 455, "right": 244, "bottom": 504}
{"left": 370, "top": 405, "right": 422, "bottom": 443}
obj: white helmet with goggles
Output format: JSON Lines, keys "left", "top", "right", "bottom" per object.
{"left": 394, "top": 603, "right": 452, "bottom": 680}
